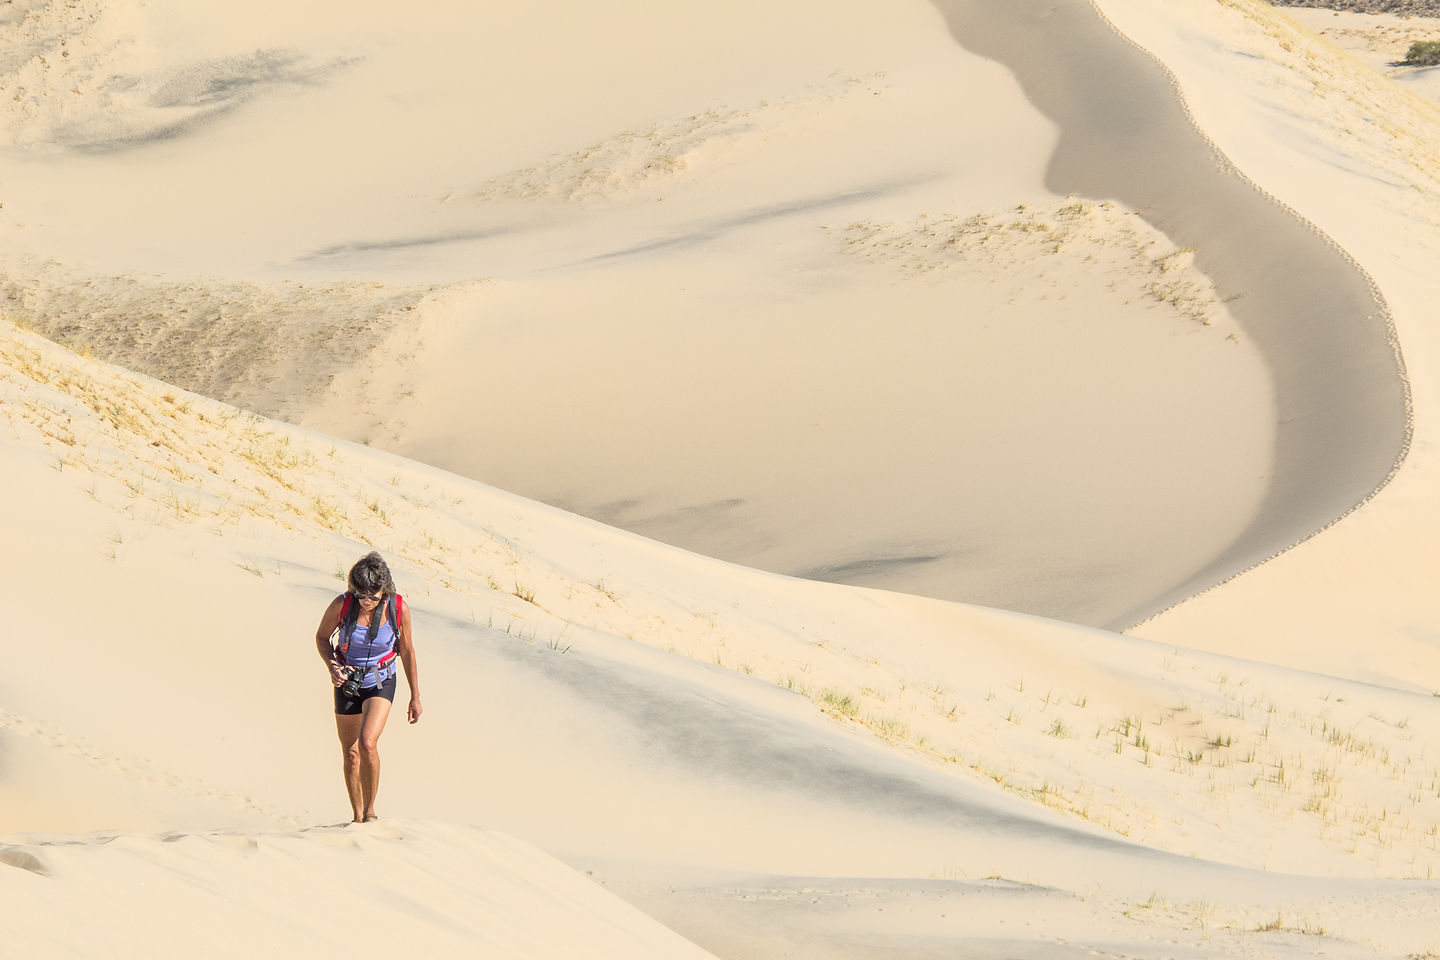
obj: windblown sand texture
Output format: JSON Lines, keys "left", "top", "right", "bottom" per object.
{"left": 2, "top": 0, "right": 1439, "bottom": 957}
{"left": 1, "top": 0, "right": 1290, "bottom": 628}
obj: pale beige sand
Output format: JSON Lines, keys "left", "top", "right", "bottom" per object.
{"left": 301, "top": 202, "right": 1273, "bottom": 628}
{"left": 3, "top": 0, "right": 1440, "bottom": 956}
{"left": 2, "top": 822, "right": 720, "bottom": 960}
{"left": 2, "top": 322, "right": 1438, "bottom": 957}
{"left": 1095, "top": 0, "right": 1440, "bottom": 686}
{"left": 0, "top": 0, "right": 1286, "bottom": 628}
{"left": 933, "top": 0, "right": 1411, "bottom": 629}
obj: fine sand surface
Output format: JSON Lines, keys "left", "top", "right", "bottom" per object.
{"left": 931, "top": 0, "right": 1411, "bottom": 629}
{"left": 1094, "top": 0, "right": 1440, "bottom": 685}
{"left": 0, "top": 0, "right": 1313, "bottom": 628}
{"left": 2, "top": 822, "right": 720, "bottom": 960}
{"left": 4, "top": 0, "right": 1440, "bottom": 957}
{"left": 2, "top": 322, "right": 1439, "bottom": 957}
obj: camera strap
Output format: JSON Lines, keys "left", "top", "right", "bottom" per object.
{"left": 335, "top": 593, "right": 402, "bottom": 682}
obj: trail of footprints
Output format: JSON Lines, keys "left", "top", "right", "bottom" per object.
{"left": 0, "top": 705, "right": 302, "bottom": 843}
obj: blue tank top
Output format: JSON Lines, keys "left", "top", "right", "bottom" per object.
{"left": 344, "top": 619, "right": 397, "bottom": 688}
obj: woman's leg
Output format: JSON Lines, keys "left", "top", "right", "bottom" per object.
{"left": 357, "top": 696, "right": 393, "bottom": 821}
{"left": 335, "top": 712, "right": 365, "bottom": 822}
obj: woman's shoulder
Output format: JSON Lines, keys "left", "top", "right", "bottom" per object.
{"left": 316, "top": 594, "right": 347, "bottom": 634}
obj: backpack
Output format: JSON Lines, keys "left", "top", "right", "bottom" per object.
{"left": 335, "top": 592, "right": 406, "bottom": 684}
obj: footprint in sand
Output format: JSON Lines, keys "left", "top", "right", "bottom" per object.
{"left": 0, "top": 706, "right": 300, "bottom": 825}
{"left": 206, "top": 834, "right": 261, "bottom": 853}
{"left": 357, "top": 821, "right": 406, "bottom": 841}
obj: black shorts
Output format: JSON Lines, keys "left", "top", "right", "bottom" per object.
{"left": 334, "top": 675, "right": 397, "bottom": 716}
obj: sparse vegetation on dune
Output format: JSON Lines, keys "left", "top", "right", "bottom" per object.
{"left": 0, "top": 266, "right": 435, "bottom": 424}
{"left": 842, "top": 197, "right": 1225, "bottom": 327}
{"left": 1268, "top": 0, "right": 1440, "bottom": 14}
{"left": 1404, "top": 40, "right": 1440, "bottom": 65}
{"left": 4, "top": 317, "right": 1439, "bottom": 881}
{"left": 1223, "top": 0, "right": 1440, "bottom": 190}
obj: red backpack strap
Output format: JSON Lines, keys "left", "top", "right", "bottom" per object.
{"left": 373, "top": 595, "right": 404, "bottom": 669}
{"left": 336, "top": 593, "right": 354, "bottom": 657}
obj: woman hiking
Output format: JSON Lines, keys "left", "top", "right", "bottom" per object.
{"left": 315, "top": 551, "right": 422, "bottom": 823}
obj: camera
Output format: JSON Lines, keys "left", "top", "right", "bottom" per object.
{"left": 339, "top": 666, "right": 363, "bottom": 700}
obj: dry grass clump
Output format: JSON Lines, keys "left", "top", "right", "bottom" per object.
{"left": 823, "top": 650, "right": 1440, "bottom": 878}
{"left": 0, "top": 264, "right": 434, "bottom": 423}
{"left": 1, "top": 321, "right": 468, "bottom": 574}
{"left": 1403, "top": 40, "right": 1440, "bottom": 66}
{"left": 843, "top": 197, "right": 1223, "bottom": 325}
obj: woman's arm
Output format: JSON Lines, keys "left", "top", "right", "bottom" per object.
{"left": 397, "top": 602, "right": 422, "bottom": 724}
{"left": 315, "top": 595, "right": 347, "bottom": 688}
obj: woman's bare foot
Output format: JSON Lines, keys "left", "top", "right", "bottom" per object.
{"left": 363, "top": 814, "right": 378, "bottom": 822}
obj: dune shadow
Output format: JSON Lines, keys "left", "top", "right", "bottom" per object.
{"left": 578, "top": 498, "right": 644, "bottom": 525}
{"left": 931, "top": 0, "right": 1412, "bottom": 629}
{"left": 570, "top": 178, "right": 934, "bottom": 266}
{"left": 586, "top": 496, "right": 746, "bottom": 528}
{"left": 61, "top": 50, "right": 360, "bottom": 153}
{"left": 795, "top": 552, "right": 947, "bottom": 585}
{"left": 452, "top": 612, "right": 1170, "bottom": 864}
{"left": 0, "top": 848, "right": 49, "bottom": 876}
{"left": 300, "top": 226, "right": 517, "bottom": 262}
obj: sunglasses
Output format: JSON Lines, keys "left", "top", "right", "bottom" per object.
{"left": 352, "top": 592, "right": 384, "bottom": 603}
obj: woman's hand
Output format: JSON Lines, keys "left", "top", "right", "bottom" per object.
{"left": 328, "top": 659, "right": 347, "bottom": 688}
{"left": 407, "top": 698, "right": 423, "bottom": 724}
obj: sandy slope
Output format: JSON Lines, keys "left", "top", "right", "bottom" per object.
{"left": 0, "top": 821, "right": 719, "bottom": 960}
{"left": 2, "top": 0, "right": 1438, "bottom": 956}
{"left": 3, "top": 319, "right": 1439, "bottom": 957}
{"left": 1092, "top": 0, "right": 1440, "bottom": 685}
{"left": 0, "top": 0, "right": 1299, "bottom": 628}
{"left": 1283, "top": 6, "right": 1440, "bottom": 108}
{"left": 934, "top": 0, "right": 1411, "bottom": 631}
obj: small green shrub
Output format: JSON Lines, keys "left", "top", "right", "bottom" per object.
{"left": 820, "top": 688, "right": 861, "bottom": 719}
{"left": 1403, "top": 41, "right": 1440, "bottom": 67}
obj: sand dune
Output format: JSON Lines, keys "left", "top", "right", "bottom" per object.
{"left": 3, "top": 0, "right": 1440, "bottom": 956}
{"left": 3, "top": 311, "right": 1439, "bottom": 955}
{"left": 2, "top": 0, "right": 1410, "bottom": 632}
{"left": 1, "top": 821, "right": 719, "bottom": 959}
{"left": 936, "top": 0, "right": 1412, "bottom": 631}
{"left": 0, "top": 0, "right": 1303, "bottom": 627}
{"left": 1097, "top": 0, "right": 1440, "bottom": 681}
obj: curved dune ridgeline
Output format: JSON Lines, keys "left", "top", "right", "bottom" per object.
{"left": 0, "top": 0, "right": 1413, "bottom": 632}
{"left": 931, "top": 0, "right": 1413, "bottom": 629}
{"left": 7, "top": 3, "right": 1440, "bottom": 954}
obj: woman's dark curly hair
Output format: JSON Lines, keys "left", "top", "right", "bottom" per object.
{"left": 345, "top": 552, "right": 397, "bottom": 642}
{"left": 347, "top": 551, "right": 396, "bottom": 598}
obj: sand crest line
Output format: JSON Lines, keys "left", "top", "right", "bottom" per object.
{"left": 1083, "top": 0, "right": 1416, "bottom": 630}
{"left": 932, "top": 0, "right": 1413, "bottom": 628}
